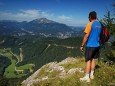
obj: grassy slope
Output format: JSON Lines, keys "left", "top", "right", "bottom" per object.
{"left": 32, "top": 58, "right": 115, "bottom": 86}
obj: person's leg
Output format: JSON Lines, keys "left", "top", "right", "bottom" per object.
{"left": 90, "top": 59, "right": 95, "bottom": 79}
{"left": 80, "top": 47, "right": 92, "bottom": 82}
{"left": 91, "top": 58, "right": 95, "bottom": 71}
{"left": 80, "top": 60, "right": 91, "bottom": 82}
{"left": 85, "top": 60, "right": 91, "bottom": 77}
{"left": 85, "top": 60, "right": 91, "bottom": 78}
{"left": 90, "top": 47, "right": 100, "bottom": 79}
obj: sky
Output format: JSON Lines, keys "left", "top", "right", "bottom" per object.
{"left": 0, "top": 0, "right": 114, "bottom": 26}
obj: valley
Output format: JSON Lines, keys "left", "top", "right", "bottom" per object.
{"left": 0, "top": 36, "right": 83, "bottom": 84}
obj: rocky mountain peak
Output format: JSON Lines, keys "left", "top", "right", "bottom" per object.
{"left": 31, "top": 18, "right": 57, "bottom": 24}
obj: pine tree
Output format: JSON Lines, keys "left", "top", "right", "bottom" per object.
{"left": 100, "top": 11, "right": 115, "bottom": 36}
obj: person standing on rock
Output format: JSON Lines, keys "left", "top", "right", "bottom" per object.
{"left": 80, "top": 11, "right": 102, "bottom": 82}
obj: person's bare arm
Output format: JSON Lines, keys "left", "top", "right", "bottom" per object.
{"left": 80, "top": 33, "right": 89, "bottom": 51}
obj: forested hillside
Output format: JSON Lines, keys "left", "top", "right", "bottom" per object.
{"left": 0, "top": 36, "right": 83, "bottom": 85}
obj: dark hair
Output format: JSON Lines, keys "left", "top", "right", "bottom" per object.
{"left": 89, "top": 11, "right": 97, "bottom": 19}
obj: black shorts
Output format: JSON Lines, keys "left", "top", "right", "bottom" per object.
{"left": 85, "top": 47, "right": 100, "bottom": 62}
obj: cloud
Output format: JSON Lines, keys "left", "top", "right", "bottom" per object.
{"left": 0, "top": 9, "right": 53, "bottom": 21}
{"left": 55, "top": 15, "right": 78, "bottom": 26}
{"left": 54, "top": 15, "right": 86, "bottom": 26}
{"left": 0, "top": 9, "right": 85, "bottom": 26}
{"left": 58, "top": 15, "right": 72, "bottom": 21}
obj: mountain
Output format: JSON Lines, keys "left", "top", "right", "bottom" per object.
{"left": 0, "top": 20, "right": 21, "bottom": 35}
{"left": 30, "top": 18, "right": 56, "bottom": 24}
{"left": 0, "top": 18, "right": 84, "bottom": 38}
{"left": 25, "top": 18, "right": 73, "bottom": 37}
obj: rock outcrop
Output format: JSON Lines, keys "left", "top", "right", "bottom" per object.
{"left": 22, "top": 57, "right": 84, "bottom": 86}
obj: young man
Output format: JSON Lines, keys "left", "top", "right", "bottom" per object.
{"left": 80, "top": 11, "right": 102, "bottom": 82}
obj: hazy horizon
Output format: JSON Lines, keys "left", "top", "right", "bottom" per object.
{"left": 0, "top": 0, "right": 114, "bottom": 26}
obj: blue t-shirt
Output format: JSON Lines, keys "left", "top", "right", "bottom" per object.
{"left": 85, "top": 21, "right": 102, "bottom": 47}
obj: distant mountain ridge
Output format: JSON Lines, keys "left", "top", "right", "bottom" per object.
{"left": 0, "top": 18, "right": 84, "bottom": 38}
{"left": 30, "top": 18, "right": 57, "bottom": 24}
